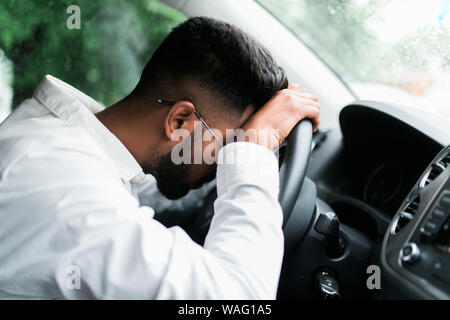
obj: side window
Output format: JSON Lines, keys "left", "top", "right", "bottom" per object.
{"left": 0, "top": 0, "right": 186, "bottom": 121}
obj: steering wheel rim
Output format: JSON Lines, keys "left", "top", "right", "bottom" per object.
{"left": 186, "top": 119, "right": 313, "bottom": 245}
{"left": 278, "top": 119, "right": 313, "bottom": 228}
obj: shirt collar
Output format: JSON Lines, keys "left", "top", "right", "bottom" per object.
{"left": 33, "top": 75, "right": 145, "bottom": 183}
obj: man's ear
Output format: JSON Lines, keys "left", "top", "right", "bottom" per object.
{"left": 164, "top": 100, "right": 196, "bottom": 140}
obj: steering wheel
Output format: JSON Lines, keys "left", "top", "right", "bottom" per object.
{"left": 278, "top": 119, "right": 313, "bottom": 227}
{"left": 186, "top": 120, "right": 313, "bottom": 245}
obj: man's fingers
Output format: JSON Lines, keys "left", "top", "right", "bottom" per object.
{"left": 288, "top": 97, "right": 320, "bottom": 132}
{"left": 288, "top": 83, "right": 309, "bottom": 94}
{"left": 243, "top": 84, "right": 321, "bottom": 150}
{"left": 302, "top": 105, "right": 320, "bottom": 132}
{"left": 292, "top": 97, "right": 320, "bottom": 109}
{"left": 288, "top": 95, "right": 320, "bottom": 114}
{"left": 282, "top": 88, "right": 319, "bottom": 103}
{"left": 288, "top": 83, "right": 305, "bottom": 90}
{"left": 306, "top": 97, "right": 320, "bottom": 131}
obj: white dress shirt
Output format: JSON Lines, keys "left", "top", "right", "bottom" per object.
{"left": 0, "top": 75, "right": 283, "bottom": 299}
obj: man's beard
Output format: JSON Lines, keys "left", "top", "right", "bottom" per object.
{"left": 150, "top": 151, "right": 192, "bottom": 200}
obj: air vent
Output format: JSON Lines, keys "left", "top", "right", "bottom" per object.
{"left": 423, "top": 163, "right": 445, "bottom": 187}
{"left": 420, "top": 163, "right": 446, "bottom": 188}
{"left": 420, "top": 151, "right": 450, "bottom": 188}
{"left": 438, "top": 153, "right": 450, "bottom": 169}
{"left": 393, "top": 194, "right": 420, "bottom": 235}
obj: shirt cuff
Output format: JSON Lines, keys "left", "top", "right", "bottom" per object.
{"left": 216, "top": 142, "right": 279, "bottom": 196}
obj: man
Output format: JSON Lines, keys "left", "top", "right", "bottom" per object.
{"left": 0, "top": 17, "right": 319, "bottom": 299}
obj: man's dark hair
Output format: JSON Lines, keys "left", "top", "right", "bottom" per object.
{"left": 136, "top": 16, "right": 288, "bottom": 115}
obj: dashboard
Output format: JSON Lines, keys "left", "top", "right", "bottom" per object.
{"left": 306, "top": 101, "right": 450, "bottom": 299}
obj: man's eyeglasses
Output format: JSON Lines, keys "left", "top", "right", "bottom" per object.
{"left": 157, "top": 99, "right": 219, "bottom": 140}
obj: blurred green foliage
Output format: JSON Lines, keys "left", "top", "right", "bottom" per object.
{"left": 0, "top": 0, "right": 186, "bottom": 108}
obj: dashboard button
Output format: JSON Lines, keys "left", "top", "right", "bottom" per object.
{"left": 420, "top": 219, "right": 440, "bottom": 243}
{"left": 431, "top": 260, "right": 450, "bottom": 285}
{"left": 432, "top": 207, "right": 446, "bottom": 220}
{"left": 400, "top": 242, "right": 421, "bottom": 266}
{"left": 424, "top": 220, "right": 438, "bottom": 232}
{"left": 420, "top": 222, "right": 435, "bottom": 243}
{"left": 440, "top": 193, "right": 450, "bottom": 208}
{"left": 433, "top": 261, "right": 443, "bottom": 271}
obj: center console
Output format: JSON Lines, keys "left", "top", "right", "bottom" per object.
{"left": 382, "top": 145, "right": 450, "bottom": 299}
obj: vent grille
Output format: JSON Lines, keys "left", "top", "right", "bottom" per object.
{"left": 419, "top": 150, "right": 449, "bottom": 188}
{"left": 421, "top": 163, "right": 445, "bottom": 187}
{"left": 438, "top": 153, "right": 450, "bottom": 169}
{"left": 393, "top": 194, "right": 420, "bottom": 234}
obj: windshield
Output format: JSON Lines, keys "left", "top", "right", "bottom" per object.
{"left": 258, "top": 0, "right": 450, "bottom": 117}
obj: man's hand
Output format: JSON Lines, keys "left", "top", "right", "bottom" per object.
{"left": 242, "top": 84, "right": 320, "bottom": 150}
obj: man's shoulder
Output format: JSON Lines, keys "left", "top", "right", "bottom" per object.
{"left": 0, "top": 106, "right": 111, "bottom": 175}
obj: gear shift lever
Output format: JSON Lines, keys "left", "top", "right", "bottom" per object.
{"left": 314, "top": 211, "right": 345, "bottom": 258}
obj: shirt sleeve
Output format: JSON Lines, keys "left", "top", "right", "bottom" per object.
{"left": 0, "top": 141, "right": 283, "bottom": 299}
{"left": 155, "top": 142, "right": 284, "bottom": 299}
